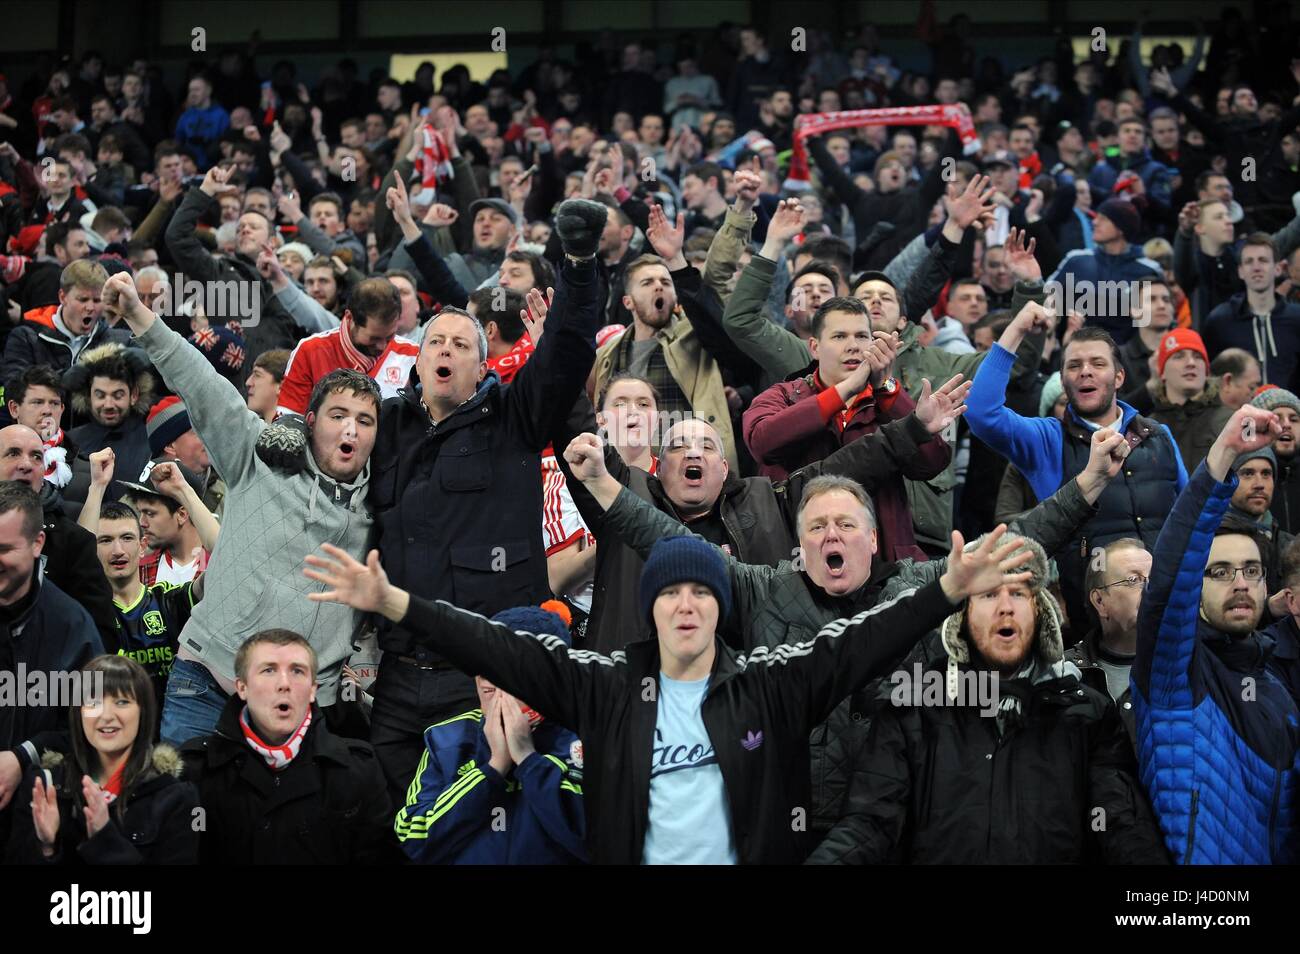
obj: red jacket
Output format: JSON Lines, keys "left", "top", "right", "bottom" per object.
{"left": 278, "top": 322, "right": 419, "bottom": 416}
{"left": 742, "top": 368, "right": 950, "bottom": 562}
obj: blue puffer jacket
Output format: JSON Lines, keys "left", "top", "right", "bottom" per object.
{"left": 1133, "top": 462, "right": 1300, "bottom": 864}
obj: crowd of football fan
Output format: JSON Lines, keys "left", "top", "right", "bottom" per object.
{"left": 1, "top": 7, "right": 1299, "bottom": 865}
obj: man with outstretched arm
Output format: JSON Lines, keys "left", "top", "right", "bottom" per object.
{"left": 304, "top": 514, "right": 1032, "bottom": 865}
{"left": 97, "top": 271, "right": 380, "bottom": 747}
{"left": 1133, "top": 404, "right": 1300, "bottom": 864}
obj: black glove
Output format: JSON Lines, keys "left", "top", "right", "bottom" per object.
{"left": 255, "top": 414, "right": 309, "bottom": 474}
{"left": 554, "top": 198, "right": 608, "bottom": 260}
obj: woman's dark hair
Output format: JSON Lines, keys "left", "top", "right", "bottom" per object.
{"left": 65, "top": 655, "right": 159, "bottom": 820}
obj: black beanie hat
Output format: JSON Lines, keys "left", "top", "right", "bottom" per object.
{"left": 638, "top": 536, "right": 732, "bottom": 624}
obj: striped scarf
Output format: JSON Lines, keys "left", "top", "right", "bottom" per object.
{"left": 239, "top": 705, "right": 312, "bottom": 771}
{"left": 415, "top": 125, "right": 455, "bottom": 191}
{"left": 339, "top": 315, "right": 377, "bottom": 373}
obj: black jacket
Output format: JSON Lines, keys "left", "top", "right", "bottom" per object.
{"left": 1273, "top": 454, "right": 1300, "bottom": 536}
{"left": 370, "top": 256, "right": 600, "bottom": 658}
{"left": 6, "top": 746, "right": 199, "bottom": 864}
{"left": 400, "top": 576, "right": 960, "bottom": 865}
{"left": 164, "top": 187, "right": 305, "bottom": 372}
{"left": 1065, "top": 627, "right": 1138, "bottom": 750}
{"left": 810, "top": 643, "right": 1167, "bottom": 864}
{"left": 0, "top": 574, "right": 104, "bottom": 855}
{"left": 0, "top": 314, "right": 130, "bottom": 391}
{"left": 180, "top": 697, "right": 396, "bottom": 864}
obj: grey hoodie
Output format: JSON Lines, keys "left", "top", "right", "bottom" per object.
{"left": 134, "top": 319, "right": 373, "bottom": 704}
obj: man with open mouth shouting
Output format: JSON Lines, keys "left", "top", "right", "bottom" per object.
{"left": 557, "top": 409, "right": 1132, "bottom": 856}
{"left": 304, "top": 485, "right": 1036, "bottom": 864}
{"left": 967, "top": 297, "right": 1189, "bottom": 635}
{"left": 97, "top": 270, "right": 381, "bottom": 751}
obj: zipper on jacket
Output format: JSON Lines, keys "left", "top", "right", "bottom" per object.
{"left": 1182, "top": 789, "right": 1199, "bottom": 864}
{"left": 1268, "top": 771, "right": 1283, "bottom": 861}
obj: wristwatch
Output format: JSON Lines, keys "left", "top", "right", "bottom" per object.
{"left": 876, "top": 376, "right": 899, "bottom": 396}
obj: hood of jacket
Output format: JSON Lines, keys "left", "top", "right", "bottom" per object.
{"left": 42, "top": 743, "right": 184, "bottom": 778}
{"left": 936, "top": 531, "right": 1066, "bottom": 668}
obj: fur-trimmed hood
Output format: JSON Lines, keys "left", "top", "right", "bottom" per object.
{"left": 63, "top": 342, "right": 157, "bottom": 417}
{"left": 937, "top": 531, "right": 1066, "bottom": 673}
{"left": 41, "top": 743, "right": 184, "bottom": 779}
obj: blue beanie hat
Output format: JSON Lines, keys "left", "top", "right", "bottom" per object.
{"left": 492, "top": 601, "right": 572, "bottom": 646}
{"left": 638, "top": 536, "right": 732, "bottom": 624}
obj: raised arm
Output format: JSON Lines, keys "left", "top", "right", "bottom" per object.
{"left": 149, "top": 461, "right": 220, "bottom": 552}
{"left": 1134, "top": 406, "right": 1279, "bottom": 705}
{"left": 100, "top": 272, "right": 265, "bottom": 487}
{"left": 304, "top": 546, "right": 613, "bottom": 734}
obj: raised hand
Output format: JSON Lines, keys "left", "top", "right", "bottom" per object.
{"left": 939, "top": 524, "right": 1036, "bottom": 601}
{"left": 521, "top": 286, "right": 554, "bottom": 346}
{"left": 304, "top": 545, "right": 393, "bottom": 614}
{"left": 158, "top": 170, "right": 183, "bottom": 203}
{"left": 148, "top": 461, "right": 189, "bottom": 502}
{"left": 1208, "top": 405, "right": 1282, "bottom": 481}
{"left": 915, "top": 374, "right": 972, "bottom": 435}
{"left": 1149, "top": 67, "right": 1177, "bottom": 98}
{"left": 732, "top": 168, "right": 762, "bottom": 209}
{"left": 1004, "top": 227, "right": 1041, "bottom": 283}
{"left": 1085, "top": 426, "right": 1130, "bottom": 480}
{"left": 766, "top": 198, "right": 806, "bottom": 244}
{"left": 564, "top": 432, "right": 609, "bottom": 483}
{"left": 243, "top": 124, "right": 262, "bottom": 143}
{"left": 199, "top": 163, "right": 236, "bottom": 198}
{"left": 646, "top": 202, "right": 686, "bottom": 262}
{"left": 89, "top": 447, "right": 116, "bottom": 488}
{"left": 944, "top": 173, "right": 996, "bottom": 230}
{"left": 277, "top": 190, "right": 303, "bottom": 224}
{"left": 1177, "top": 200, "right": 1200, "bottom": 235}
{"left": 257, "top": 242, "right": 286, "bottom": 284}
{"left": 269, "top": 121, "right": 291, "bottom": 156}
{"left": 385, "top": 175, "right": 415, "bottom": 229}
{"left": 423, "top": 203, "right": 459, "bottom": 228}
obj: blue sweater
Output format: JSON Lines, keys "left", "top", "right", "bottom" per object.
{"left": 965, "top": 342, "right": 1188, "bottom": 502}
{"left": 1133, "top": 462, "right": 1300, "bottom": 864}
{"left": 395, "top": 709, "right": 587, "bottom": 865}
{"left": 174, "top": 105, "right": 231, "bottom": 170}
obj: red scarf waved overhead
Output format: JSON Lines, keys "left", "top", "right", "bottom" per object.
{"left": 786, "top": 105, "right": 981, "bottom": 186}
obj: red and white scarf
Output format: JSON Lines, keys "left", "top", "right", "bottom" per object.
{"left": 43, "top": 429, "right": 72, "bottom": 488}
{"left": 415, "top": 125, "right": 455, "bottom": 192}
{"left": 786, "top": 105, "right": 981, "bottom": 187}
{"left": 239, "top": 705, "right": 312, "bottom": 771}
{"left": 340, "top": 315, "right": 380, "bottom": 373}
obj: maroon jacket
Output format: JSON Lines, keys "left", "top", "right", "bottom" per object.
{"left": 742, "top": 367, "right": 950, "bottom": 562}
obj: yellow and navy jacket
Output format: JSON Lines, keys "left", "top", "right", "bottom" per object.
{"left": 114, "top": 580, "right": 194, "bottom": 712}
{"left": 395, "top": 708, "right": 587, "bottom": 864}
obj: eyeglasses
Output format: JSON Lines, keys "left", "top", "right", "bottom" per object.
{"left": 1203, "top": 563, "right": 1266, "bottom": 583}
{"left": 1095, "top": 574, "right": 1149, "bottom": 591}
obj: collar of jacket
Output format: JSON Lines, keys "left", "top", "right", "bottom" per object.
{"left": 1062, "top": 398, "right": 1140, "bottom": 441}
{"left": 623, "top": 633, "right": 745, "bottom": 691}
{"left": 1152, "top": 379, "right": 1223, "bottom": 411}
{"left": 1227, "top": 502, "right": 1277, "bottom": 537}
{"left": 399, "top": 370, "right": 501, "bottom": 426}
{"left": 1226, "top": 291, "right": 1293, "bottom": 320}
{"left": 1196, "top": 616, "right": 1276, "bottom": 672}
{"left": 2, "top": 569, "right": 45, "bottom": 638}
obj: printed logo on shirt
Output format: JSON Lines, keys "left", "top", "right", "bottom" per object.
{"left": 142, "top": 610, "right": 166, "bottom": 638}
{"left": 569, "top": 740, "right": 584, "bottom": 770}
{"left": 740, "top": 729, "right": 763, "bottom": 751}
{"left": 385, "top": 364, "right": 403, "bottom": 384}
{"left": 650, "top": 728, "right": 718, "bottom": 779}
